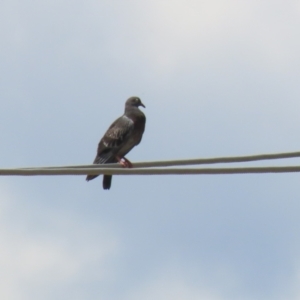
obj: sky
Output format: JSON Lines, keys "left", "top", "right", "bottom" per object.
{"left": 1, "top": 0, "right": 300, "bottom": 299}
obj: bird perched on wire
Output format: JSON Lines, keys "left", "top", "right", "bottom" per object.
{"left": 86, "top": 96, "right": 146, "bottom": 189}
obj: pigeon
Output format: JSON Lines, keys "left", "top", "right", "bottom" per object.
{"left": 86, "top": 96, "right": 146, "bottom": 189}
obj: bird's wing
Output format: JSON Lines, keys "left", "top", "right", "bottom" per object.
{"left": 93, "top": 115, "right": 134, "bottom": 164}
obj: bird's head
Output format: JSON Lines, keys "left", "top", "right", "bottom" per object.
{"left": 125, "top": 97, "right": 146, "bottom": 108}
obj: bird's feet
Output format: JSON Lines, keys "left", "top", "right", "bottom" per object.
{"left": 117, "top": 156, "right": 133, "bottom": 168}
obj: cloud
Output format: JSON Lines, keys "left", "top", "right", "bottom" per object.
{"left": 124, "top": 262, "right": 232, "bottom": 300}
{"left": 1, "top": 1, "right": 300, "bottom": 299}
{"left": 0, "top": 183, "right": 119, "bottom": 300}
{"left": 3, "top": 0, "right": 300, "bottom": 74}
{"left": 128, "top": 279, "right": 222, "bottom": 300}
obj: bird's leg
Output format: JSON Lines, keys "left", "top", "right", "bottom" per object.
{"left": 122, "top": 157, "right": 133, "bottom": 168}
{"left": 116, "top": 156, "right": 133, "bottom": 168}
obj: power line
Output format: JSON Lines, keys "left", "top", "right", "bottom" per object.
{"left": 2, "top": 150, "right": 300, "bottom": 176}
{"left": 1, "top": 166, "right": 300, "bottom": 176}
{"left": 19, "top": 150, "right": 300, "bottom": 170}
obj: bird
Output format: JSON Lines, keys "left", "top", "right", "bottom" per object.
{"left": 86, "top": 96, "right": 146, "bottom": 189}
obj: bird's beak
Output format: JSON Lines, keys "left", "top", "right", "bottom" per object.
{"left": 140, "top": 102, "right": 146, "bottom": 108}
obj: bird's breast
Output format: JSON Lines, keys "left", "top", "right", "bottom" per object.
{"left": 117, "top": 114, "right": 145, "bottom": 157}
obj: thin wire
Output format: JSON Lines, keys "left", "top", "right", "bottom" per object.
{"left": 2, "top": 165, "right": 300, "bottom": 176}
{"left": 20, "top": 150, "right": 300, "bottom": 170}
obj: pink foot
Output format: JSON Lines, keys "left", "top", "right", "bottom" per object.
{"left": 117, "top": 156, "right": 133, "bottom": 168}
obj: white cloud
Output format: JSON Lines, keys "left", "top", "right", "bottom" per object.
{"left": 2, "top": 0, "right": 300, "bottom": 75}
{"left": 288, "top": 259, "right": 300, "bottom": 300}
{"left": 125, "top": 263, "right": 230, "bottom": 300}
{"left": 0, "top": 183, "right": 119, "bottom": 300}
{"left": 1, "top": 1, "right": 300, "bottom": 299}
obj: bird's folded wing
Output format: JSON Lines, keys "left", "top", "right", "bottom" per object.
{"left": 93, "top": 116, "right": 134, "bottom": 164}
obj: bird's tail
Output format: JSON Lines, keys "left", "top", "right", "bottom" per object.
{"left": 86, "top": 154, "right": 112, "bottom": 182}
{"left": 86, "top": 174, "right": 98, "bottom": 181}
{"left": 86, "top": 157, "right": 116, "bottom": 189}
{"left": 103, "top": 175, "right": 112, "bottom": 189}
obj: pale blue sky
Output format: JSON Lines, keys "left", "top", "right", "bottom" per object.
{"left": 1, "top": 1, "right": 300, "bottom": 299}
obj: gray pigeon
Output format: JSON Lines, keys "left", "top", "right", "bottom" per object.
{"left": 86, "top": 96, "right": 146, "bottom": 189}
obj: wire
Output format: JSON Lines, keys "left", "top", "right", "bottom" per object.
{"left": 2, "top": 165, "right": 300, "bottom": 176}
{"left": 19, "top": 150, "right": 300, "bottom": 170}
{"left": 1, "top": 150, "right": 300, "bottom": 176}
